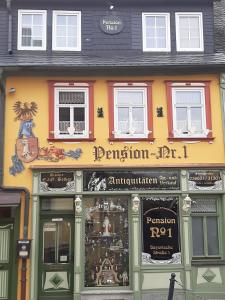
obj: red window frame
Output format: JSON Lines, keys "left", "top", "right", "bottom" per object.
{"left": 107, "top": 81, "right": 154, "bottom": 141}
{"left": 165, "top": 81, "right": 214, "bottom": 142}
{"left": 48, "top": 81, "right": 95, "bottom": 142}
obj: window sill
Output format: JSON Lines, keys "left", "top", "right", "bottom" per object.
{"left": 47, "top": 137, "right": 96, "bottom": 142}
{"left": 191, "top": 258, "right": 225, "bottom": 266}
{"left": 168, "top": 137, "right": 215, "bottom": 142}
{"left": 109, "top": 137, "right": 155, "bottom": 142}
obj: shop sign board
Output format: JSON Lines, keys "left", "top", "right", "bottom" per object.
{"left": 83, "top": 170, "right": 180, "bottom": 191}
{"left": 188, "top": 170, "right": 222, "bottom": 190}
{"left": 40, "top": 172, "right": 75, "bottom": 192}
{"left": 142, "top": 196, "right": 181, "bottom": 264}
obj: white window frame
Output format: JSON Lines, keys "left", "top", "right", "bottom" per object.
{"left": 54, "top": 87, "right": 89, "bottom": 139}
{"left": 52, "top": 11, "right": 81, "bottom": 51}
{"left": 114, "top": 87, "right": 148, "bottom": 139}
{"left": 17, "top": 9, "right": 47, "bottom": 50}
{"left": 142, "top": 13, "right": 171, "bottom": 52}
{"left": 172, "top": 87, "right": 207, "bottom": 138}
{"left": 175, "top": 12, "right": 204, "bottom": 52}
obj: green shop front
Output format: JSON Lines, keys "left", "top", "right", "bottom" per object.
{"left": 30, "top": 168, "right": 225, "bottom": 300}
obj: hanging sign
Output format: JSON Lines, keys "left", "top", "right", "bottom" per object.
{"left": 100, "top": 16, "right": 124, "bottom": 34}
{"left": 188, "top": 170, "right": 222, "bottom": 190}
{"left": 142, "top": 196, "right": 180, "bottom": 264}
{"left": 83, "top": 170, "right": 180, "bottom": 191}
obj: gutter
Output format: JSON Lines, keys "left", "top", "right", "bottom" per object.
{"left": 6, "top": 0, "right": 12, "bottom": 54}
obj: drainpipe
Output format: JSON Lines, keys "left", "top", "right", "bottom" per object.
{"left": 6, "top": 0, "right": 13, "bottom": 54}
{"left": 0, "top": 186, "right": 30, "bottom": 300}
{"left": 0, "top": 69, "right": 5, "bottom": 187}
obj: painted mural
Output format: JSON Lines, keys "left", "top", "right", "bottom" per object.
{"left": 9, "top": 101, "right": 82, "bottom": 176}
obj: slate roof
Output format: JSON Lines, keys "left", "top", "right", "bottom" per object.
{"left": 0, "top": 0, "right": 225, "bottom": 72}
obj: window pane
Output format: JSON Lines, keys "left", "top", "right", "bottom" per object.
{"left": 192, "top": 217, "right": 204, "bottom": 256}
{"left": 59, "top": 107, "right": 70, "bottom": 134}
{"left": 43, "top": 223, "right": 56, "bottom": 263}
{"left": 59, "top": 91, "right": 85, "bottom": 104}
{"left": 207, "top": 217, "right": 219, "bottom": 255}
{"left": 175, "top": 91, "right": 202, "bottom": 105}
{"left": 176, "top": 107, "right": 188, "bottom": 132}
{"left": 41, "top": 198, "right": 74, "bottom": 211}
{"left": 56, "top": 25, "right": 67, "bottom": 36}
{"left": 132, "top": 107, "right": 144, "bottom": 133}
{"left": 191, "top": 198, "right": 217, "bottom": 213}
{"left": 74, "top": 108, "right": 85, "bottom": 133}
{"left": 156, "top": 16, "right": 166, "bottom": 27}
{"left": 22, "top": 36, "right": 32, "bottom": 47}
{"left": 57, "top": 15, "right": 67, "bottom": 25}
{"left": 84, "top": 196, "right": 129, "bottom": 287}
{"left": 190, "top": 107, "right": 202, "bottom": 132}
{"left": 117, "top": 91, "right": 143, "bottom": 105}
{"left": 68, "top": 15, "right": 77, "bottom": 26}
{"left": 58, "top": 221, "right": 71, "bottom": 263}
{"left": 56, "top": 37, "right": 66, "bottom": 47}
{"left": 22, "top": 14, "right": 32, "bottom": 25}
{"left": 118, "top": 107, "right": 129, "bottom": 133}
{"left": 33, "top": 14, "right": 43, "bottom": 25}
{"left": 146, "top": 16, "right": 155, "bottom": 27}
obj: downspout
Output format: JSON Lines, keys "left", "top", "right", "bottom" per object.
{"left": 6, "top": 0, "right": 13, "bottom": 54}
{"left": 0, "top": 68, "right": 5, "bottom": 187}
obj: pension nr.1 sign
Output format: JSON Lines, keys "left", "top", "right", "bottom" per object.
{"left": 100, "top": 16, "right": 124, "bottom": 34}
{"left": 188, "top": 170, "right": 222, "bottom": 191}
{"left": 83, "top": 170, "right": 180, "bottom": 191}
{"left": 142, "top": 196, "right": 181, "bottom": 264}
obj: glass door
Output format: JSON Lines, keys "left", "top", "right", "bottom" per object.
{"left": 39, "top": 217, "right": 74, "bottom": 300}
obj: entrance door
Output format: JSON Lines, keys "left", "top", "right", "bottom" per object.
{"left": 39, "top": 217, "right": 74, "bottom": 300}
{"left": 0, "top": 222, "right": 14, "bottom": 300}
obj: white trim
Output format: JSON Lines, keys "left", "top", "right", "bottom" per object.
{"left": 54, "top": 87, "right": 89, "bottom": 139}
{"left": 17, "top": 9, "right": 47, "bottom": 50}
{"left": 172, "top": 87, "right": 207, "bottom": 138}
{"left": 114, "top": 87, "right": 148, "bottom": 139}
{"left": 52, "top": 11, "right": 81, "bottom": 51}
{"left": 142, "top": 12, "right": 171, "bottom": 52}
{"left": 175, "top": 12, "right": 204, "bottom": 52}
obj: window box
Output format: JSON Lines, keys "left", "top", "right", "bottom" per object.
{"left": 48, "top": 81, "right": 95, "bottom": 141}
{"left": 165, "top": 81, "right": 213, "bottom": 141}
{"left": 142, "top": 13, "right": 171, "bottom": 52}
{"left": 107, "top": 81, "right": 153, "bottom": 141}
{"left": 52, "top": 11, "right": 81, "bottom": 51}
{"left": 175, "top": 12, "right": 204, "bottom": 52}
{"left": 18, "top": 10, "right": 47, "bottom": 50}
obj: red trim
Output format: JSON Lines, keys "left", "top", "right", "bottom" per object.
{"left": 48, "top": 82, "right": 55, "bottom": 139}
{"left": 165, "top": 81, "right": 213, "bottom": 140}
{"left": 108, "top": 138, "right": 155, "bottom": 142}
{"left": 107, "top": 81, "right": 153, "bottom": 140}
{"left": 48, "top": 81, "right": 95, "bottom": 141}
{"left": 47, "top": 138, "right": 96, "bottom": 142}
{"left": 168, "top": 137, "right": 215, "bottom": 142}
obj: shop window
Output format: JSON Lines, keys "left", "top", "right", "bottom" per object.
{"left": 107, "top": 81, "right": 153, "bottom": 141}
{"left": 52, "top": 11, "right": 81, "bottom": 51}
{"left": 17, "top": 10, "right": 47, "bottom": 50}
{"left": 84, "top": 196, "right": 129, "bottom": 287}
{"left": 48, "top": 81, "right": 95, "bottom": 141}
{"left": 175, "top": 12, "right": 204, "bottom": 52}
{"left": 142, "top": 13, "right": 171, "bottom": 52}
{"left": 191, "top": 197, "right": 220, "bottom": 259}
{"left": 165, "top": 81, "right": 213, "bottom": 141}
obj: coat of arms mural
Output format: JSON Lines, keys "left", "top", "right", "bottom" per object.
{"left": 9, "top": 101, "right": 82, "bottom": 176}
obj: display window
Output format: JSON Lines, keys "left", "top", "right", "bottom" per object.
{"left": 84, "top": 196, "right": 129, "bottom": 287}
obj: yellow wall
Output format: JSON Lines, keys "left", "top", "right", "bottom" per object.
{"left": 3, "top": 74, "right": 225, "bottom": 191}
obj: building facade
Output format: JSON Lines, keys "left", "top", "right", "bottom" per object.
{"left": 0, "top": 0, "right": 225, "bottom": 300}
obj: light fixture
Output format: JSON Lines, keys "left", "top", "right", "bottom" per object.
{"left": 9, "top": 87, "right": 16, "bottom": 94}
{"left": 132, "top": 195, "right": 140, "bottom": 213}
{"left": 109, "top": 4, "right": 114, "bottom": 10}
{"left": 182, "top": 194, "right": 193, "bottom": 212}
{"left": 75, "top": 195, "right": 82, "bottom": 213}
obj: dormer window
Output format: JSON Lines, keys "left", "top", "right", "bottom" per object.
{"left": 142, "top": 13, "right": 171, "bottom": 52}
{"left": 17, "top": 10, "right": 47, "bottom": 50}
{"left": 175, "top": 12, "right": 204, "bottom": 52}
